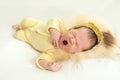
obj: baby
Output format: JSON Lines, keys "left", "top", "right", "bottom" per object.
{"left": 12, "top": 15, "right": 117, "bottom": 72}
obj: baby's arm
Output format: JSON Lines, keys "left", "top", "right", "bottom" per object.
{"left": 36, "top": 52, "right": 62, "bottom": 72}
{"left": 49, "top": 28, "right": 61, "bottom": 48}
{"left": 47, "top": 19, "right": 62, "bottom": 48}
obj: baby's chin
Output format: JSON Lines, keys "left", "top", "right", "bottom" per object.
{"left": 59, "top": 45, "right": 81, "bottom": 53}
{"left": 59, "top": 44, "right": 76, "bottom": 53}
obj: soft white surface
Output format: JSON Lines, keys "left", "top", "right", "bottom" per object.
{"left": 0, "top": 0, "right": 120, "bottom": 80}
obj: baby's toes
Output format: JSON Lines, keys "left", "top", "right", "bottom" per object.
{"left": 12, "top": 25, "right": 19, "bottom": 30}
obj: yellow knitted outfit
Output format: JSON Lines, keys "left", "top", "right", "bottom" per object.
{"left": 14, "top": 17, "right": 67, "bottom": 69}
{"left": 14, "top": 16, "right": 117, "bottom": 70}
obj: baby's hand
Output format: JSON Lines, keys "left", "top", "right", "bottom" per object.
{"left": 49, "top": 28, "right": 61, "bottom": 48}
{"left": 48, "top": 62, "right": 62, "bottom": 72}
{"left": 38, "top": 59, "right": 62, "bottom": 72}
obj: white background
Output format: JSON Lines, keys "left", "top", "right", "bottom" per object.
{"left": 0, "top": 0, "right": 120, "bottom": 80}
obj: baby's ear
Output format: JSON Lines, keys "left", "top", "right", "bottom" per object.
{"left": 102, "top": 32, "right": 116, "bottom": 48}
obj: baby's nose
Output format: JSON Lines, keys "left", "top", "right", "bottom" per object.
{"left": 69, "top": 37, "right": 75, "bottom": 45}
{"left": 63, "top": 40, "right": 68, "bottom": 45}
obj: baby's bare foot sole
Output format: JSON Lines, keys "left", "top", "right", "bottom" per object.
{"left": 12, "top": 25, "right": 19, "bottom": 31}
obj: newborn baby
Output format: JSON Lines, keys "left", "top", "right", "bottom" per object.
{"left": 12, "top": 15, "right": 117, "bottom": 72}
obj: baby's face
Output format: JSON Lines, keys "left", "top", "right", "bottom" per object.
{"left": 59, "top": 27, "right": 92, "bottom": 53}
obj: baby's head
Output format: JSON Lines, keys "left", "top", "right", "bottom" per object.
{"left": 59, "top": 26, "right": 98, "bottom": 53}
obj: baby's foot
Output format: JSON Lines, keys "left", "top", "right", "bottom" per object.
{"left": 12, "top": 25, "right": 19, "bottom": 31}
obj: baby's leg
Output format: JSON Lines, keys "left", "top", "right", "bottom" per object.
{"left": 13, "top": 17, "right": 41, "bottom": 30}
{"left": 14, "top": 30, "right": 27, "bottom": 42}
{"left": 13, "top": 17, "right": 45, "bottom": 32}
{"left": 38, "top": 59, "right": 62, "bottom": 72}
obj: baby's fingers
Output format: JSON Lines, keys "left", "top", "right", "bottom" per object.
{"left": 51, "top": 40, "right": 59, "bottom": 48}
{"left": 50, "top": 63, "right": 62, "bottom": 72}
{"left": 55, "top": 40, "right": 59, "bottom": 48}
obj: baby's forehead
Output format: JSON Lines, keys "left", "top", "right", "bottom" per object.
{"left": 74, "top": 27, "right": 96, "bottom": 40}
{"left": 74, "top": 27, "right": 92, "bottom": 33}
{"left": 71, "top": 27, "right": 91, "bottom": 38}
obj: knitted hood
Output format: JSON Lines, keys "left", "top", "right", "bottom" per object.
{"left": 64, "top": 15, "right": 118, "bottom": 61}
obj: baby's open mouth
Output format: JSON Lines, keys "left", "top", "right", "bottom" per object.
{"left": 63, "top": 40, "right": 68, "bottom": 45}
